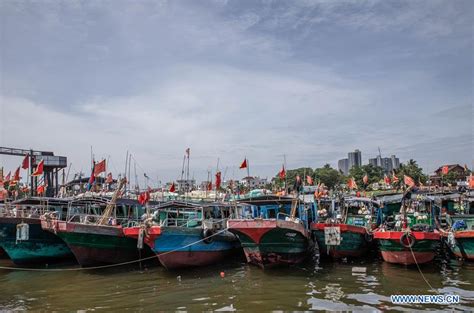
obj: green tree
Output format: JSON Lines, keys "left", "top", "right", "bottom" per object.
{"left": 313, "top": 164, "right": 343, "bottom": 190}
{"left": 396, "top": 159, "right": 428, "bottom": 186}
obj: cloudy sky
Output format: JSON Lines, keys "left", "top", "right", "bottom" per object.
{"left": 0, "top": 0, "right": 472, "bottom": 185}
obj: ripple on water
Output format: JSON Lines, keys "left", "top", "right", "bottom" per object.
{"left": 0, "top": 257, "right": 473, "bottom": 311}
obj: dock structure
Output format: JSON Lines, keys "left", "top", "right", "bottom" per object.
{"left": 0, "top": 146, "right": 67, "bottom": 197}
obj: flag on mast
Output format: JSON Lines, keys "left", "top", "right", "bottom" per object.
{"left": 404, "top": 175, "right": 415, "bottom": 187}
{"left": 4, "top": 171, "right": 11, "bottom": 182}
{"left": 392, "top": 171, "right": 399, "bottom": 183}
{"left": 278, "top": 165, "right": 286, "bottom": 179}
{"left": 363, "top": 174, "right": 369, "bottom": 185}
{"left": 239, "top": 158, "right": 247, "bottom": 169}
{"left": 93, "top": 159, "right": 106, "bottom": 177}
{"left": 347, "top": 177, "right": 357, "bottom": 190}
{"left": 169, "top": 182, "right": 176, "bottom": 193}
{"left": 215, "top": 171, "right": 222, "bottom": 190}
{"left": 22, "top": 154, "right": 29, "bottom": 169}
{"left": 32, "top": 159, "right": 44, "bottom": 176}
{"left": 13, "top": 167, "right": 20, "bottom": 182}
{"left": 306, "top": 175, "right": 313, "bottom": 185}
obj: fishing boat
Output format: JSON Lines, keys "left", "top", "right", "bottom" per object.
{"left": 0, "top": 197, "right": 74, "bottom": 265}
{"left": 42, "top": 179, "right": 154, "bottom": 267}
{"left": 374, "top": 190, "right": 441, "bottom": 265}
{"left": 311, "top": 197, "right": 381, "bottom": 259}
{"left": 227, "top": 194, "right": 317, "bottom": 268}
{"left": 441, "top": 192, "right": 474, "bottom": 260}
{"left": 123, "top": 201, "right": 240, "bottom": 269}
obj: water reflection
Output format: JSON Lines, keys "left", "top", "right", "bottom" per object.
{"left": 0, "top": 257, "right": 473, "bottom": 311}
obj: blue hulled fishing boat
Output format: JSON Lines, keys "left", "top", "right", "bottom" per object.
{"left": 124, "top": 201, "right": 240, "bottom": 269}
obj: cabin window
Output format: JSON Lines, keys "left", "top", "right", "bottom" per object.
{"left": 267, "top": 209, "right": 276, "bottom": 219}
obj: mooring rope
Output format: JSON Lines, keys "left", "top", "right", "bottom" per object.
{"left": 407, "top": 231, "right": 438, "bottom": 294}
{"left": 0, "top": 221, "right": 240, "bottom": 272}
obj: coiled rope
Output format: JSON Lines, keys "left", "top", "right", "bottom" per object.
{"left": 0, "top": 221, "right": 240, "bottom": 272}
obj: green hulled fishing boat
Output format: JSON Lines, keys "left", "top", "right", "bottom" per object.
{"left": 312, "top": 197, "right": 381, "bottom": 259}
{"left": 227, "top": 194, "right": 317, "bottom": 268}
{"left": 374, "top": 191, "right": 440, "bottom": 265}
{"left": 442, "top": 193, "right": 474, "bottom": 261}
{"left": 42, "top": 182, "right": 154, "bottom": 267}
{"left": 0, "top": 197, "right": 74, "bottom": 265}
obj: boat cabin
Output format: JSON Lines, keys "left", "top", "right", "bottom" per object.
{"left": 235, "top": 195, "right": 317, "bottom": 229}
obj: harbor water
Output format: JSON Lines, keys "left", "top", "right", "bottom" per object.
{"left": 1, "top": 254, "right": 473, "bottom": 311}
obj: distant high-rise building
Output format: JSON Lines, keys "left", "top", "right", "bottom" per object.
{"left": 368, "top": 153, "right": 400, "bottom": 173}
{"left": 348, "top": 149, "right": 362, "bottom": 169}
{"left": 391, "top": 155, "right": 400, "bottom": 169}
{"left": 338, "top": 158, "right": 349, "bottom": 175}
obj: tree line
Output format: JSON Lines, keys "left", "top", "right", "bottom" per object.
{"left": 271, "top": 159, "right": 456, "bottom": 190}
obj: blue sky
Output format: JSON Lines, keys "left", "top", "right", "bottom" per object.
{"left": 0, "top": 0, "right": 472, "bottom": 184}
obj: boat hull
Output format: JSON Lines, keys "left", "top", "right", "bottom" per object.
{"left": 0, "top": 217, "right": 73, "bottom": 265}
{"left": 448, "top": 231, "right": 474, "bottom": 261}
{"left": 312, "top": 223, "right": 370, "bottom": 259}
{"left": 45, "top": 221, "right": 145, "bottom": 267}
{"left": 374, "top": 231, "right": 440, "bottom": 265}
{"left": 228, "top": 219, "right": 309, "bottom": 268}
{"left": 124, "top": 226, "right": 239, "bottom": 269}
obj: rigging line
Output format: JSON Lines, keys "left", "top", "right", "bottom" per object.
{"left": 0, "top": 220, "right": 243, "bottom": 272}
{"left": 130, "top": 154, "right": 159, "bottom": 186}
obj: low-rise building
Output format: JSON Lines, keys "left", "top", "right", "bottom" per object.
{"left": 240, "top": 176, "right": 268, "bottom": 189}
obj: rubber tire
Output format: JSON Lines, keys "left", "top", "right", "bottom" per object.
{"left": 400, "top": 233, "right": 416, "bottom": 248}
{"left": 202, "top": 228, "right": 214, "bottom": 244}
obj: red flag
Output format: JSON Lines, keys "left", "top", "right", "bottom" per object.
{"left": 441, "top": 165, "right": 449, "bottom": 175}
{"left": 347, "top": 177, "right": 357, "bottom": 190}
{"left": 239, "top": 158, "right": 247, "bottom": 169}
{"left": 306, "top": 175, "right": 313, "bottom": 185}
{"left": 32, "top": 159, "right": 44, "bottom": 176}
{"left": 278, "top": 165, "right": 286, "bottom": 179}
{"left": 215, "top": 171, "right": 222, "bottom": 189}
{"left": 22, "top": 154, "right": 29, "bottom": 169}
{"left": 384, "top": 174, "right": 391, "bottom": 184}
{"left": 138, "top": 190, "right": 150, "bottom": 205}
{"left": 404, "top": 175, "right": 415, "bottom": 187}
{"left": 5, "top": 171, "right": 11, "bottom": 182}
{"left": 106, "top": 172, "right": 113, "bottom": 184}
{"left": 207, "top": 181, "right": 212, "bottom": 191}
{"left": 469, "top": 174, "right": 474, "bottom": 189}
{"left": 392, "top": 172, "right": 399, "bottom": 183}
{"left": 169, "top": 182, "right": 176, "bottom": 193}
{"left": 37, "top": 184, "right": 45, "bottom": 195}
{"left": 363, "top": 174, "right": 368, "bottom": 184}
{"left": 13, "top": 167, "right": 20, "bottom": 182}
{"left": 93, "top": 159, "right": 106, "bottom": 177}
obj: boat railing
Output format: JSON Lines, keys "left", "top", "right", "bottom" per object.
{"left": 66, "top": 213, "right": 137, "bottom": 226}
{"left": 0, "top": 207, "right": 50, "bottom": 219}
{"left": 159, "top": 217, "right": 203, "bottom": 228}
